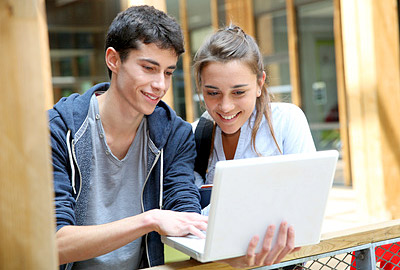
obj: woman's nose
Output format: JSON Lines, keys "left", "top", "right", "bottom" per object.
{"left": 218, "top": 96, "right": 234, "bottom": 112}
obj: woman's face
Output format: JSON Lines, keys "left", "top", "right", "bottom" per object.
{"left": 201, "top": 60, "right": 265, "bottom": 135}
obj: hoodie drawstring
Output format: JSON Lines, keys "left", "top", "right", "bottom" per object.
{"left": 159, "top": 149, "right": 163, "bottom": 209}
{"left": 66, "top": 130, "right": 77, "bottom": 195}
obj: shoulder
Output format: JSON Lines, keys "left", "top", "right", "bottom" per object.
{"left": 270, "top": 102, "right": 308, "bottom": 123}
{"left": 49, "top": 83, "right": 109, "bottom": 135}
{"left": 162, "top": 102, "right": 193, "bottom": 135}
{"left": 271, "top": 102, "right": 304, "bottom": 116}
{"left": 148, "top": 101, "right": 194, "bottom": 147}
{"left": 192, "top": 111, "right": 213, "bottom": 133}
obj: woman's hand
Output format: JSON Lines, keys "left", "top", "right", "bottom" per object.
{"left": 219, "top": 221, "right": 301, "bottom": 268}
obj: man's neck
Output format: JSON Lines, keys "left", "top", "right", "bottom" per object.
{"left": 96, "top": 90, "right": 144, "bottom": 160}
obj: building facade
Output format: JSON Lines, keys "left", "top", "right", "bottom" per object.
{"left": 45, "top": 0, "right": 400, "bottom": 220}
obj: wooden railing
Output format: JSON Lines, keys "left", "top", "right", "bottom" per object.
{"left": 145, "top": 219, "right": 400, "bottom": 269}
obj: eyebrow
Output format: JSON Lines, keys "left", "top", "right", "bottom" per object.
{"left": 232, "top": 84, "right": 248, "bottom": 88}
{"left": 204, "top": 85, "right": 219, "bottom": 89}
{"left": 204, "top": 84, "right": 249, "bottom": 89}
{"left": 139, "top": 58, "right": 176, "bottom": 70}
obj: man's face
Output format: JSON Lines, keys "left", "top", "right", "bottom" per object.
{"left": 111, "top": 43, "right": 178, "bottom": 116}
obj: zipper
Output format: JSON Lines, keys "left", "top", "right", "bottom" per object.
{"left": 141, "top": 150, "right": 162, "bottom": 268}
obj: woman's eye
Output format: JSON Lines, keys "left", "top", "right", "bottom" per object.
{"left": 206, "top": 92, "right": 219, "bottom": 96}
{"left": 143, "top": 66, "right": 153, "bottom": 71}
{"left": 165, "top": 71, "right": 173, "bottom": 76}
{"left": 233, "top": 91, "right": 245, "bottom": 95}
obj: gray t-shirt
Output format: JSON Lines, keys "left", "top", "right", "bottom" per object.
{"left": 73, "top": 95, "right": 147, "bottom": 270}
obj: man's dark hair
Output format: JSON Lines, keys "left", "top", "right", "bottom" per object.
{"left": 105, "top": 5, "right": 185, "bottom": 78}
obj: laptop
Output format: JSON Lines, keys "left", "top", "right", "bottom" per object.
{"left": 161, "top": 150, "right": 339, "bottom": 262}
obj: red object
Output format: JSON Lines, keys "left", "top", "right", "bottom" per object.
{"left": 351, "top": 243, "right": 400, "bottom": 269}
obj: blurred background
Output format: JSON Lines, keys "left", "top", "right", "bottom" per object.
{"left": 45, "top": 0, "right": 345, "bottom": 180}
{"left": 45, "top": 0, "right": 350, "bottom": 185}
{"left": 1, "top": 1, "right": 398, "bottom": 268}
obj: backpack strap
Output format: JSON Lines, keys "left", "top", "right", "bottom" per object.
{"left": 194, "top": 116, "right": 215, "bottom": 181}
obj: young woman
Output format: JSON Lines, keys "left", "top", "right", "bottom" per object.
{"left": 192, "top": 25, "right": 315, "bottom": 268}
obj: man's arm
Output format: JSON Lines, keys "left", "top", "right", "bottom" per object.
{"left": 162, "top": 120, "right": 201, "bottom": 213}
{"left": 57, "top": 209, "right": 207, "bottom": 265}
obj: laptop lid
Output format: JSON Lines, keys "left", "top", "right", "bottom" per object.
{"left": 162, "top": 150, "right": 339, "bottom": 262}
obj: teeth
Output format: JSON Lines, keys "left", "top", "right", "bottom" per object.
{"left": 144, "top": 93, "right": 157, "bottom": 100}
{"left": 220, "top": 113, "right": 238, "bottom": 120}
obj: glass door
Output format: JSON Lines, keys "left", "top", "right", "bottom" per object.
{"left": 296, "top": 0, "right": 344, "bottom": 183}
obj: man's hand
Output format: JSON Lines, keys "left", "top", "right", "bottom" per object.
{"left": 219, "top": 221, "right": 301, "bottom": 268}
{"left": 57, "top": 209, "right": 207, "bottom": 265}
{"left": 148, "top": 209, "right": 208, "bottom": 239}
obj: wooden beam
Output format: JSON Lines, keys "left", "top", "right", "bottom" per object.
{"left": 333, "top": 0, "right": 352, "bottom": 186}
{"left": 0, "top": 0, "right": 57, "bottom": 268}
{"left": 340, "top": 0, "right": 400, "bottom": 220}
{"left": 286, "top": 0, "right": 302, "bottom": 107}
{"left": 372, "top": 0, "right": 400, "bottom": 218}
{"left": 180, "top": 0, "right": 194, "bottom": 122}
{"left": 144, "top": 219, "right": 400, "bottom": 269}
{"left": 224, "top": 0, "right": 255, "bottom": 37}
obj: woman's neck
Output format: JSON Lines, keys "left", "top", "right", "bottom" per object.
{"left": 221, "top": 130, "right": 240, "bottom": 160}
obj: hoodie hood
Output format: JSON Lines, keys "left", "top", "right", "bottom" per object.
{"left": 51, "top": 82, "right": 175, "bottom": 149}
{"left": 52, "top": 82, "right": 109, "bottom": 137}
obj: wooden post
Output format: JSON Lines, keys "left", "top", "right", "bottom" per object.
{"left": 224, "top": 0, "right": 255, "bottom": 37}
{"left": 121, "top": 0, "right": 166, "bottom": 11}
{"left": 286, "top": 0, "right": 302, "bottom": 107}
{"left": 333, "top": 0, "right": 352, "bottom": 186}
{"left": 180, "top": 0, "right": 195, "bottom": 122}
{"left": 0, "top": 0, "right": 57, "bottom": 269}
{"left": 210, "top": 0, "right": 219, "bottom": 30}
{"left": 340, "top": 0, "right": 400, "bottom": 220}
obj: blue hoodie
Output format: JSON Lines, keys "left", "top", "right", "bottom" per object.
{"left": 49, "top": 82, "right": 201, "bottom": 269}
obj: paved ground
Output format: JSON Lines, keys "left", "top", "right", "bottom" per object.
{"left": 322, "top": 159, "right": 377, "bottom": 234}
{"left": 322, "top": 185, "right": 368, "bottom": 234}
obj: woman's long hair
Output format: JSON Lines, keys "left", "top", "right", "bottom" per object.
{"left": 193, "top": 25, "right": 282, "bottom": 155}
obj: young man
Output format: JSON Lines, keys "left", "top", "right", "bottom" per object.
{"left": 49, "top": 5, "right": 207, "bottom": 269}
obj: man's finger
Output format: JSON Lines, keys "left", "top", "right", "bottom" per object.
{"left": 192, "top": 221, "right": 208, "bottom": 232}
{"left": 188, "top": 225, "right": 206, "bottom": 239}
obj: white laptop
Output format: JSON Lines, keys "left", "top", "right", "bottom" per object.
{"left": 161, "top": 150, "right": 339, "bottom": 262}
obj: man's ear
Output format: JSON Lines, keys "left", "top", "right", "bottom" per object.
{"left": 105, "top": 47, "right": 120, "bottom": 75}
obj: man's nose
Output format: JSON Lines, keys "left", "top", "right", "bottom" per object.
{"left": 151, "top": 73, "right": 167, "bottom": 91}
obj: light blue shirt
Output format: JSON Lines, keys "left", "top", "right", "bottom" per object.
{"left": 193, "top": 103, "right": 316, "bottom": 215}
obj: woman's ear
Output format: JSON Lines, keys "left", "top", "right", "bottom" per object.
{"left": 257, "top": 71, "right": 266, "bottom": 97}
{"left": 105, "top": 47, "right": 120, "bottom": 76}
